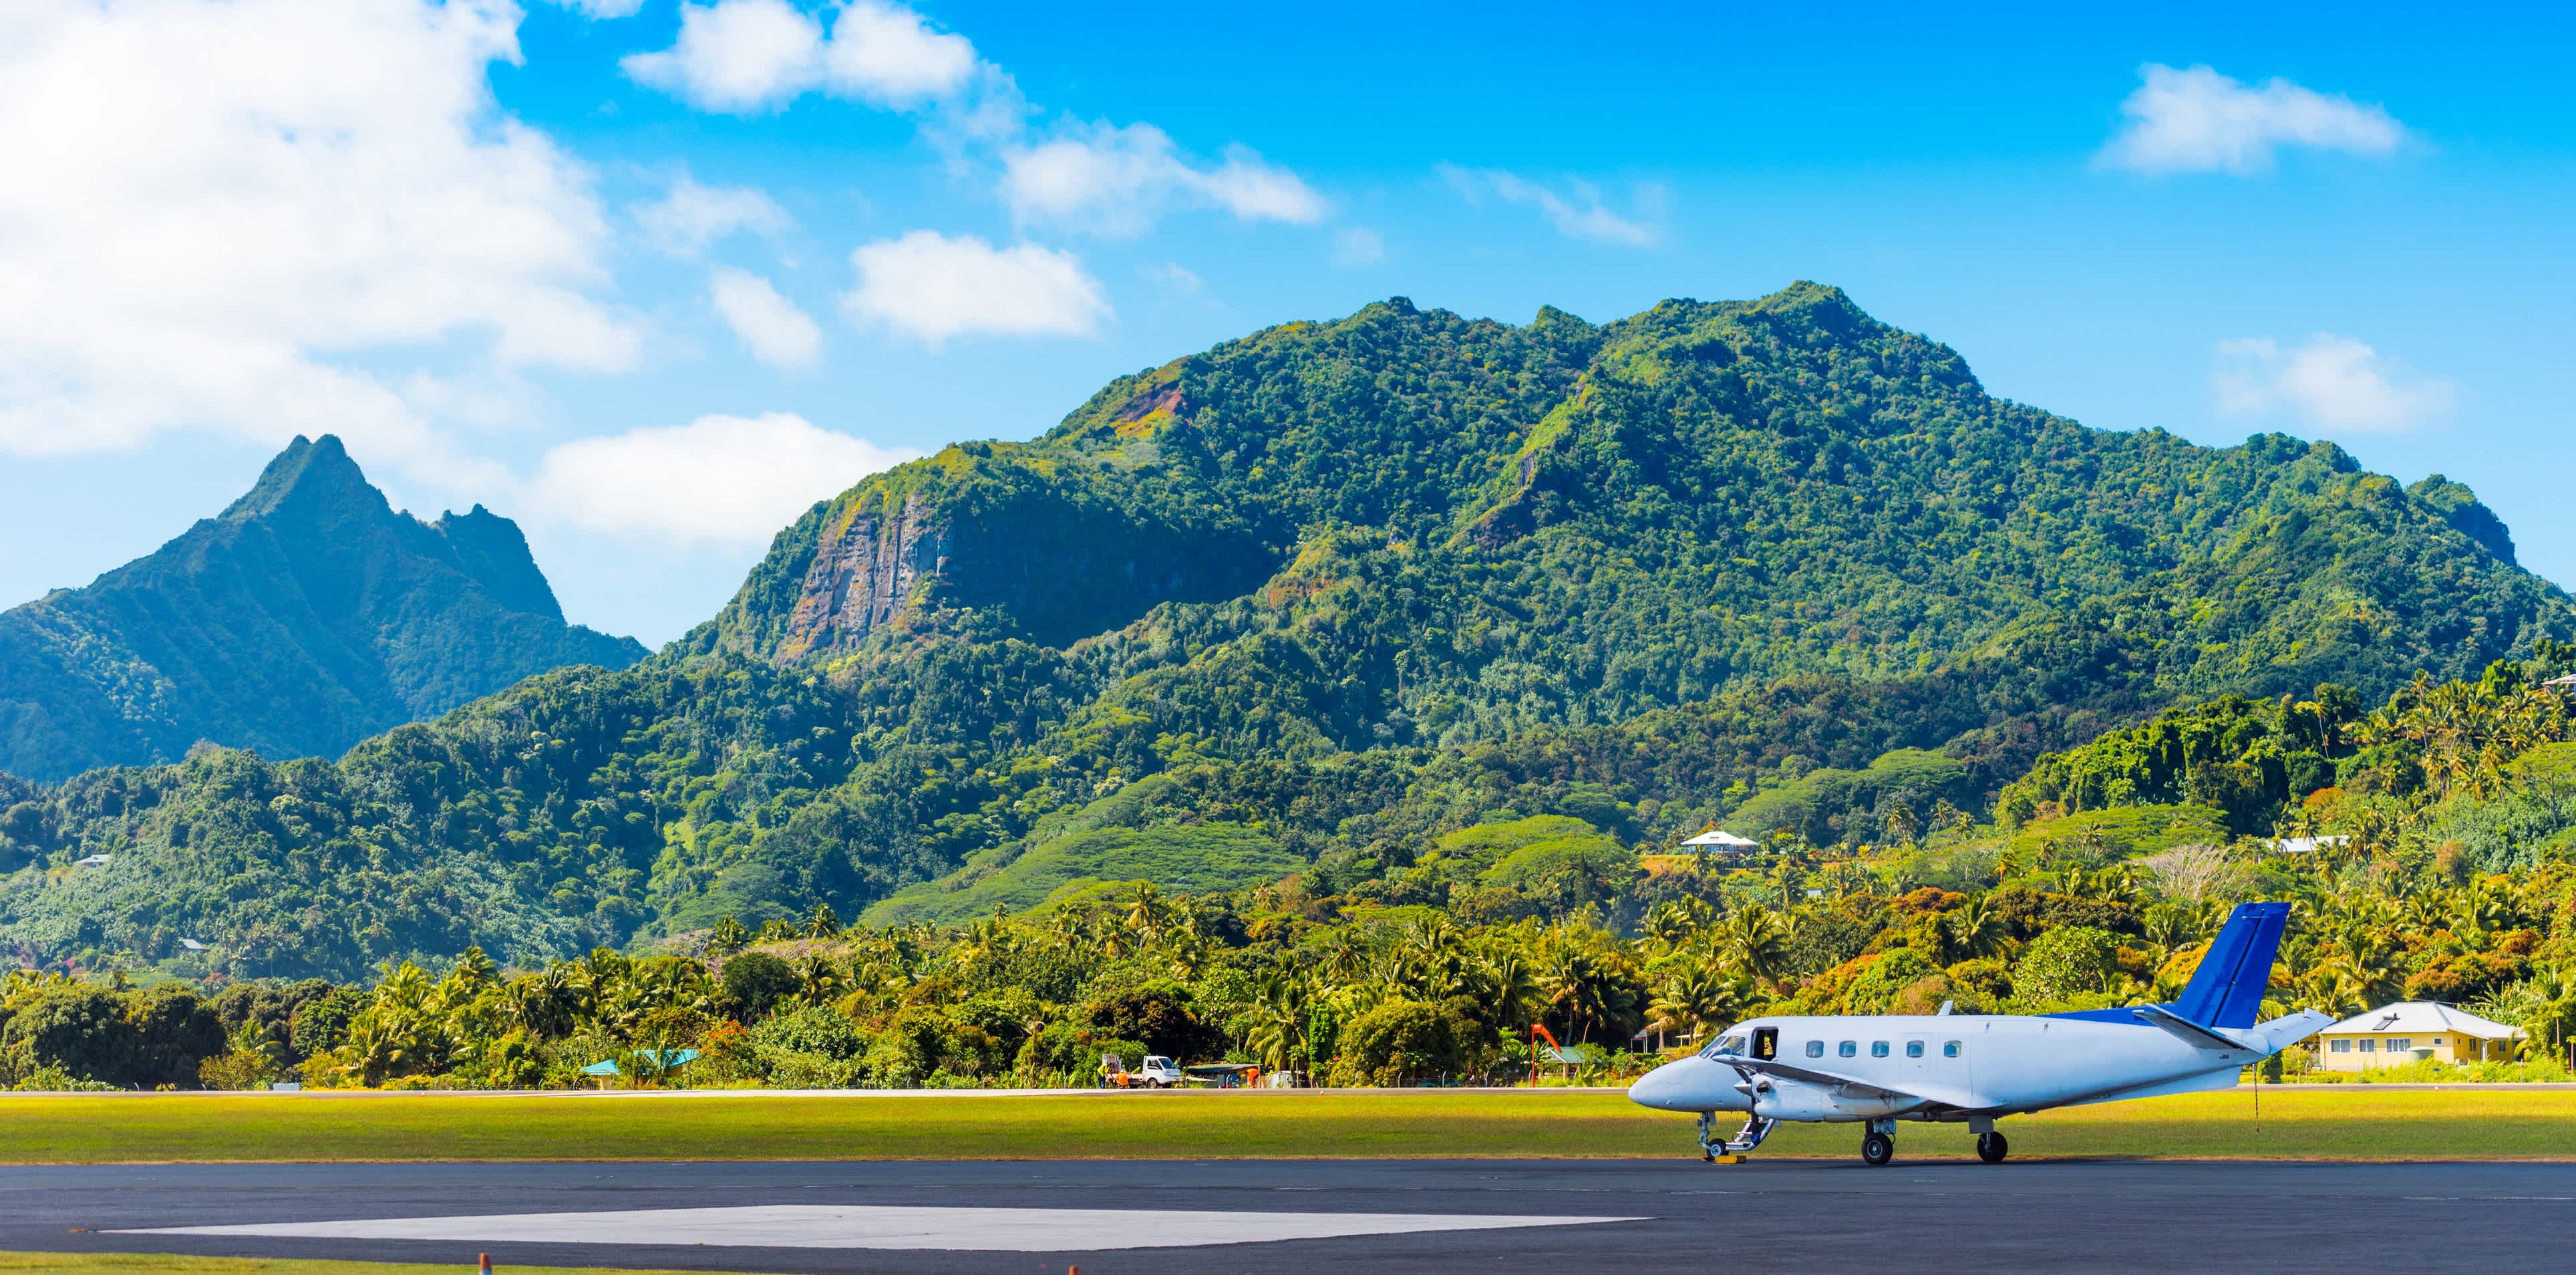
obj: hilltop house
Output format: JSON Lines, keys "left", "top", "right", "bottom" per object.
{"left": 2311, "top": 1002, "right": 2525, "bottom": 1070}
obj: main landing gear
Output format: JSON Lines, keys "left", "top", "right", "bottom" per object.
{"left": 1977, "top": 1131, "right": 2010, "bottom": 1163}
{"left": 1859, "top": 1123, "right": 1896, "bottom": 1167}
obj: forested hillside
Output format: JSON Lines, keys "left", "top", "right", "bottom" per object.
{"left": 0, "top": 436, "right": 645, "bottom": 781}
{"left": 2, "top": 285, "right": 2568, "bottom": 980}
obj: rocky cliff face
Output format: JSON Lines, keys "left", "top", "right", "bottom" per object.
{"left": 777, "top": 492, "right": 951, "bottom": 661}
{"left": 696, "top": 442, "right": 1282, "bottom": 665}
{"left": 0, "top": 436, "right": 646, "bottom": 781}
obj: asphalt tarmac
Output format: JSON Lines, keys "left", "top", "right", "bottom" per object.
{"left": 6, "top": 1157, "right": 2573, "bottom": 1273}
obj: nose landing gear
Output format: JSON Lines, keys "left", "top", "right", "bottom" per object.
{"left": 1696, "top": 1112, "right": 1776, "bottom": 1161}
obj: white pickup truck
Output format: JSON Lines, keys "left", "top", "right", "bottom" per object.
{"left": 1100, "top": 1052, "right": 1188, "bottom": 1088}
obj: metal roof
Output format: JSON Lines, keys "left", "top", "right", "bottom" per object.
{"left": 2315, "top": 1002, "right": 2525, "bottom": 1040}
{"left": 1679, "top": 829, "right": 1758, "bottom": 848}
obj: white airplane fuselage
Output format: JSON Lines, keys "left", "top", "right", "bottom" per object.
{"left": 1627, "top": 1012, "right": 2267, "bottom": 1122}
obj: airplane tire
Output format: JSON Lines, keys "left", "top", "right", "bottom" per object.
{"left": 1861, "top": 1132, "right": 1894, "bottom": 1166}
{"left": 1977, "top": 1132, "right": 2009, "bottom": 1164}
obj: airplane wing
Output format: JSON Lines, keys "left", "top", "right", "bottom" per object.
{"left": 2129, "top": 1004, "right": 2257, "bottom": 1053}
{"left": 1719, "top": 1055, "right": 1926, "bottom": 1104}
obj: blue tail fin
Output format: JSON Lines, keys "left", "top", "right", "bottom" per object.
{"left": 2172, "top": 902, "right": 2291, "bottom": 1029}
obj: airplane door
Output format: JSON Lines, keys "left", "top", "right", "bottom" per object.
{"left": 1752, "top": 1027, "right": 1778, "bottom": 1060}
{"left": 1903, "top": 1033, "right": 1933, "bottom": 1080}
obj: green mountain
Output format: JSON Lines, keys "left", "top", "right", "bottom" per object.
{"left": 0, "top": 435, "right": 645, "bottom": 781}
{"left": 1, "top": 287, "right": 2565, "bottom": 976}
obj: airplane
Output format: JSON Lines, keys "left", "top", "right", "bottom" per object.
{"left": 1626, "top": 900, "right": 2331, "bottom": 1165}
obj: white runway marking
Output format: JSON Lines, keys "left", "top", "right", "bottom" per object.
{"left": 123, "top": 1203, "right": 1641, "bottom": 1252}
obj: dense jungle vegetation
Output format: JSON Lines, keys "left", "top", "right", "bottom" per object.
{"left": 7, "top": 652, "right": 2576, "bottom": 1092}
{"left": 2, "top": 285, "right": 2573, "bottom": 1088}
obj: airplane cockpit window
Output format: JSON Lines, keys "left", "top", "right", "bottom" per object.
{"left": 1943, "top": 1040, "right": 1962, "bottom": 1058}
{"left": 1838, "top": 1040, "right": 1857, "bottom": 1058}
{"left": 1871, "top": 1041, "right": 1890, "bottom": 1058}
{"left": 1705, "top": 1034, "right": 1749, "bottom": 1057}
{"left": 1804, "top": 1040, "right": 1824, "bottom": 1057}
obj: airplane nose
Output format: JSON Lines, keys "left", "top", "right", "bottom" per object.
{"left": 1628, "top": 1058, "right": 1698, "bottom": 1111}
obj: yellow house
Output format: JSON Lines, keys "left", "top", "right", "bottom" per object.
{"left": 2311, "top": 1002, "right": 2525, "bottom": 1071}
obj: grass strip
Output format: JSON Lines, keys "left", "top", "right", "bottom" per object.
{"left": 0, "top": 1256, "right": 768, "bottom": 1275}
{"left": 0, "top": 1089, "right": 2569, "bottom": 1162}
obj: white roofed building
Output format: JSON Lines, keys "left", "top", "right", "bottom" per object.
{"left": 1674, "top": 829, "right": 1760, "bottom": 855}
{"left": 2311, "top": 1002, "right": 2525, "bottom": 1070}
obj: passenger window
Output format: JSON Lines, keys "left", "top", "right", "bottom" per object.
{"left": 1838, "top": 1040, "right": 1857, "bottom": 1058}
{"left": 1805, "top": 1040, "right": 1824, "bottom": 1058}
{"left": 1871, "top": 1041, "right": 1889, "bottom": 1058}
{"left": 1943, "top": 1040, "right": 1961, "bottom": 1058}
{"left": 1905, "top": 1041, "right": 1924, "bottom": 1058}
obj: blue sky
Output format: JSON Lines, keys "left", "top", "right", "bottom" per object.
{"left": 3, "top": 0, "right": 2571, "bottom": 646}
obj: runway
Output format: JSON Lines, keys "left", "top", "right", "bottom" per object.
{"left": 7, "top": 1158, "right": 2573, "bottom": 1272}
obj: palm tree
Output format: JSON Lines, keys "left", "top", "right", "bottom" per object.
{"left": 804, "top": 903, "right": 843, "bottom": 940}
{"left": 796, "top": 954, "right": 846, "bottom": 1003}
{"left": 1480, "top": 951, "right": 1543, "bottom": 1033}
{"left": 1647, "top": 966, "right": 1753, "bottom": 1047}
{"left": 1710, "top": 905, "right": 1790, "bottom": 988}
{"left": 1643, "top": 901, "right": 1696, "bottom": 948}
{"left": 508, "top": 967, "right": 579, "bottom": 1039}
{"left": 705, "top": 915, "right": 750, "bottom": 956}
{"left": 448, "top": 946, "right": 499, "bottom": 992}
{"left": 1124, "top": 882, "right": 1174, "bottom": 945}
{"left": 1943, "top": 895, "right": 2010, "bottom": 963}
{"left": 1881, "top": 803, "right": 1921, "bottom": 849}
{"left": 1541, "top": 950, "right": 1605, "bottom": 1044}
{"left": 1242, "top": 975, "right": 1308, "bottom": 1077}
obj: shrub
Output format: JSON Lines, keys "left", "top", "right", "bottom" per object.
{"left": 1086, "top": 983, "right": 1221, "bottom": 1062}
{"left": 1842, "top": 948, "right": 1937, "bottom": 1014}
{"left": 1327, "top": 1000, "right": 1462, "bottom": 1087}
{"left": 2011, "top": 926, "right": 2121, "bottom": 1007}
{"left": 750, "top": 1004, "right": 866, "bottom": 1059}
{"left": 720, "top": 952, "right": 800, "bottom": 1020}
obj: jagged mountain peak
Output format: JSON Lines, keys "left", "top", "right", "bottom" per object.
{"left": 219, "top": 434, "right": 384, "bottom": 523}
{"left": 0, "top": 437, "right": 641, "bottom": 781}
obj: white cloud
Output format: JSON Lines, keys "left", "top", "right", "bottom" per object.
{"left": 623, "top": 0, "right": 981, "bottom": 115}
{"left": 1440, "top": 166, "right": 1661, "bottom": 247}
{"left": 528, "top": 413, "right": 917, "bottom": 545}
{"left": 2215, "top": 335, "right": 2451, "bottom": 432}
{"left": 842, "top": 231, "right": 1109, "bottom": 345}
{"left": 635, "top": 176, "right": 792, "bottom": 257}
{"left": 823, "top": 1, "right": 979, "bottom": 107}
{"left": 0, "top": 0, "right": 632, "bottom": 474}
{"left": 709, "top": 267, "right": 824, "bottom": 369}
{"left": 625, "top": 7, "right": 1311, "bottom": 239}
{"left": 2099, "top": 64, "right": 2405, "bottom": 176}
{"left": 1332, "top": 227, "right": 1386, "bottom": 267}
{"left": 621, "top": 0, "right": 822, "bottom": 114}
{"left": 1000, "top": 122, "right": 1325, "bottom": 236}
{"left": 546, "top": 0, "right": 645, "bottom": 17}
